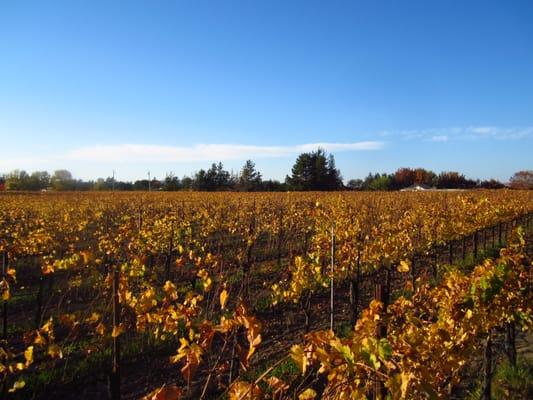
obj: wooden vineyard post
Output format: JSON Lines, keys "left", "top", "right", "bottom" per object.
{"left": 491, "top": 225, "right": 495, "bottom": 248}
{"left": 482, "top": 331, "right": 492, "bottom": 400}
{"left": 330, "top": 224, "right": 335, "bottom": 332}
{"left": 462, "top": 236, "right": 466, "bottom": 261}
{"left": 110, "top": 266, "right": 121, "bottom": 400}
{"left": 448, "top": 241, "right": 453, "bottom": 265}
{"left": 373, "top": 282, "right": 387, "bottom": 400}
{"left": 2, "top": 251, "right": 7, "bottom": 341}
{"left": 498, "top": 222, "right": 503, "bottom": 246}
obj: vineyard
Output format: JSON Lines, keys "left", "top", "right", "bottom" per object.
{"left": 0, "top": 190, "right": 532, "bottom": 399}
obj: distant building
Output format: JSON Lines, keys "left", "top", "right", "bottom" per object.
{"left": 400, "top": 183, "right": 432, "bottom": 191}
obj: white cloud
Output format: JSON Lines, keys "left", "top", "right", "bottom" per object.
{"left": 67, "top": 141, "right": 384, "bottom": 163}
{"left": 388, "top": 126, "right": 533, "bottom": 142}
{"left": 469, "top": 126, "right": 497, "bottom": 135}
{"left": 429, "top": 135, "right": 448, "bottom": 142}
{"left": 0, "top": 156, "right": 53, "bottom": 169}
{"left": 466, "top": 126, "right": 533, "bottom": 140}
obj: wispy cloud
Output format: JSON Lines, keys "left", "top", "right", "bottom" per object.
{"left": 67, "top": 141, "right": 384, "bottom": 163}
{"left": 465, "top": 126, "right": 533, "bottom": 140}
{"left": 469, "top": 126, "right": 496, "bottom": 135}
{"left": 380, "top": 126, "right": 533, "bottom": 142}
{"left": 0, "top": 156, "right": 53, "bottom": 169}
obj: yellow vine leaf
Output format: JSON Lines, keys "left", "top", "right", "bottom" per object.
{"left": 144, "top": 384, "right": 183, "bottom": 400}
{"left": 299, "top": 388, "right": 317, "bottom": 399}
{"left": 290, "top": 345, "right": 308, "bottom": 375}
{"left": 0, "top": 278, "right": 9, "bottom": 300}
{"left": 220, "top": 289, "right": 228, "bottom": 310}
{"left": 48, "top": 344, "right": 63, "bottom": 359}
{"left": 24, "top": 346, "right": 34, "bottom": 366}
{"left": 86, "top": 312, "right": 101, "bottom": 324}
{"left": 6, "top": 268, "right": 16, "bottom": 280}
{"left": 228, "top": 381, "right": 262, "bottom": 400}
{"left": 111, "top": 325, "right": 124, "bottom": 338}
{"left": 398, "top": 260, "right": 410, "bottom": 273}
{"left": 9, "top": 379, "right": 26, "bottom": 393}
{"left": 95, "top": 322, "right": 106, "bottom": 336}
{"left": 41, "top": 264, "right": 55, "bottom": 275}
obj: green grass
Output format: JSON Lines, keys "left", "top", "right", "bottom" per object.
{"left": 466, "top": 360, "right": 533, "bottom": 400}
{"left": 337, "top": 321, "right": 353, "bottom": 338}
{"left": 253, "top": 295, "right": 272, "bottom": 312}
{"left": 493, "top": 360, "right": 533, "bottom": 399}
{"left": 7, "top": 331, "right": 181, "bottom": 399}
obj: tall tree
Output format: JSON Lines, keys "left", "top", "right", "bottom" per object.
{"left": 509, "top": 170, "right": 533, "bottom": 189}
{"left": 238, "top": 160, "right": 262, "bottom": 191}
{"left": 193, "top": 169, "right": 209, "bottom": 190}
{"left": 393, "top": 168, "right": 415, "bottom": 189}
{"left": 214, "top": 162, "right": 231, "bottom": 189}
{"left": 413, "top": 168, "right": 436, "bottom": 186}
{"left": 286, "top": 149, "right": 343, "bottom": 191}
{"left": 163, "top": 173, "right": 181, "bottom": 191}
{"left": 478, "top": 179, "right": 505, "bottom": 189}
{"left": 365, "top": 173, "right": 393, "bottom": 191}
{"left": 28, "top": 171, "right": 50, "bottom": 190}
{"left": 436, "top": 171, "right": 477, "bottom": 189}
{"left": 346, "top": 178, "right": 363, "bottom": 190}
{"left": 393, "top": 167, "right": 435, "bottom": 189}
{"left": 51, "top": 169, "right": 74, "bottom": 190}
{"left": 181, "top": 176, "right": 193, "bottom": 190}
{"left": 361, "top": 172, "right": 394, "bottom": 191}
{"left": 326, "top": 154, "right": 343, "bottom": 190}
{"left": 5, "top": 170, "right": 30, "bottom": 190}
{"left": 193, "top": 162, "right": 233, "bottom": 191}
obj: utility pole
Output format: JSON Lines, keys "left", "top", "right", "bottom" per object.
{"left": 148, "top": 171, "right": 151, "bottom": 192}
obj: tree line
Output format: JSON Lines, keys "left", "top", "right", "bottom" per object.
{"left": 0, "top": 149, "right": 531, "bottom": 191}
{"left": 348, "top": 169, "right": 508, "bottom": 190}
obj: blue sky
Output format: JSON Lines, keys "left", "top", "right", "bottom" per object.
{"left": 1, "top": 0, "right": 532, "bottom": 182}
